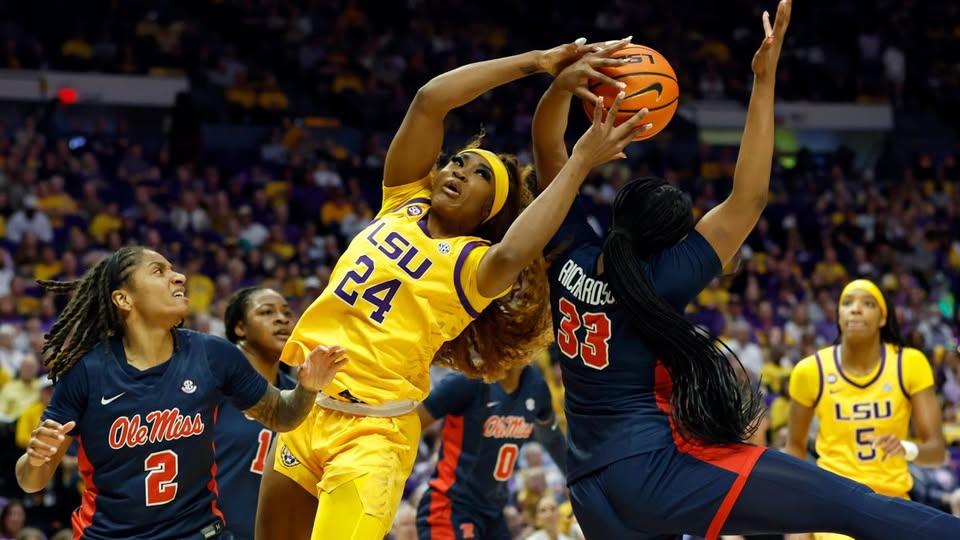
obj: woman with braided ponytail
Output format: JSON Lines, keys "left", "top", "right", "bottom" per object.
{"left": 16, "top": 246, "right": 346, "bottom": 540}
{"left": 534, "top": 3, "right": 960, "bottom": 539}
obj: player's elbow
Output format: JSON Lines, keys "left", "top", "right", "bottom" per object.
{"left": 728, "top": 188, "right": 769, "bottom": 215}
{"left": 784, "top": 439, "right": 808, "bottom": 461}
{"left": 411, "top": 84, "right": 449, "bottom": 118}
{"left": 916, "top": 435, "right": 949, "bottom": 467}
{"left": 15, "top": 458, "right": 47, "bottom": 494}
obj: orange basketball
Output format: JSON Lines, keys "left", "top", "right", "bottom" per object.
{"left": 582, "top": 44, "right": 679, "bottom": 140}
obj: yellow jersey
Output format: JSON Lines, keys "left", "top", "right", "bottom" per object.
{"left": 282, "top": 177, "right": 508, "bottom": 405}
{"left": 790, "top": 344, "right": 934, "bottom": 497}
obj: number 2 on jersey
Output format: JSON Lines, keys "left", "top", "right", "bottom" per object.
{"left": 556, "top": 297, "right": 612, "bottom": 369}
{"left": 334, "top": 254, "right": 402, "bottom": 323}
{"left": 145, "top": 450, "right": 178, "bottom": 506}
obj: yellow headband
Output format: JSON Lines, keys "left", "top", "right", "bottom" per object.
{"left": 840, "top": 279, "right": 887, "bottom": 320}
{"left": 463, "top": 149, "right": 510, "bottom": 224}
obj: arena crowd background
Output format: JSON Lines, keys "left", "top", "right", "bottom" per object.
{"left": 0, "top": 0, "right": 958, "bottom": 538}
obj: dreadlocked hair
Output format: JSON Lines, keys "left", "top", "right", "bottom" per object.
{"left": 39, "top": 246, "right": 145, "bottom": 381}
{"left": 224, "top": 286, "right": 267, "bottom": 344}
{"left": 432, "top": 134, "right": 553, "bottom": 382}
{"left": 836, "top": 283, "right": 907, "bottom": 350}
{"left": 602, "top": 177, "right": 763, "bottom": 445}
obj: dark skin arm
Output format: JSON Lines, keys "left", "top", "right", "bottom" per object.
{"left": 16, "top": 419, "right": 76, "bottom": 493}
{"left": 872, "top": 387, "right": 946, "bottom": 467}
{"left": 243, "top": 345, "right": 347, "bottom": 432}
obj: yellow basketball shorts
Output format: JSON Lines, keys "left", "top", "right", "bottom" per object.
{"left": 273, "top": 406, "right": 421, "bottom": 528}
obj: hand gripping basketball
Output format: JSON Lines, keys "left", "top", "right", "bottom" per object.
{"left": 553, "top": 37, "right": 634, "bottom": 102}
{"left": 582, "top": 44, "right": 680, "bottom": 140}
{"left": 572, "top": 92, "right": 653, "bottom": 170}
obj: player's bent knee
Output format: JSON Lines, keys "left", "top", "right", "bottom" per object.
{"left": 314, "top": 478, "right": 390, "bottom": 540}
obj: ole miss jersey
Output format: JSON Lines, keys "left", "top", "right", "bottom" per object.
{"left": 42, "top": 329, "right": 268, "bottom": 540}
{"left": 544, "top": 198, "right": 721, "bottom": 482}
{"left": 425, "top": 367, "right": 554, "bottom": 518}
{"left": 215, "top": 371, "right": 296, "bottom": 540}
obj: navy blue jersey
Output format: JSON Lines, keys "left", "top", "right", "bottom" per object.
{"left": 42, "top": 329, "right": 268, "bottom": 540}
{"left": 215, "top": 370, "right": 296, "bottom": 540}
{"left": 425, "top": 366, "right": 553, "bottom": 518}
{"left": 545, "top": 198, "right": 721, "bottom": 482}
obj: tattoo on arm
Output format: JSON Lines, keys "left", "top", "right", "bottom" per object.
{"left": 520, "top": 64, "right": 541, "bottom": 75}
{"left": 244, "top": 385, "right": 317, "bottom": 433}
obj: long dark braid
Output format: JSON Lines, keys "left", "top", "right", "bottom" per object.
{"left": 880, "top": 296, "right": 907, "bottom": 349}
{"left": 603, "top": 178, "right": 763, "bottom": 445}
{"left": 39, "top": 246, "right": 144, "bottom": 380}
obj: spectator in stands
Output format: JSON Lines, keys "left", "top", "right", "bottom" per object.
{"left": 14, "top": 379, "right": 52, "bottom": 450}
{"left": 526, "top": 495, "right": 572, "bottom": 540}
{"left": 0, "top": 355, "right": 40, "bottom": 424}
{"left": 0, "top": 325, "right": 24, "bottom": 377}
{"left": 0, "top": 499, "right": 25, "bottom": 540}
{"left": 6, "top": 197, "right": 52, "bottom": 245}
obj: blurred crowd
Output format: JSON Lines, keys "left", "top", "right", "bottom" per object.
{"left": 0, "top": 0, "right": 958, "bottom": 539}
{"left": 2, "top": 0, "right": 960, "bottom": 127}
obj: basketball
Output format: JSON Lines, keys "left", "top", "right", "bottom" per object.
{"left": 583, "top": 44, "right": 679, "bottom": 140}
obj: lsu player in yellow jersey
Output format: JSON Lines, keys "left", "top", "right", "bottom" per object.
{"left": 254, "top": 39, "right": 653, "bottom": 540}
{"left": 787, "top": 278, "right": 948, "bottom": 540}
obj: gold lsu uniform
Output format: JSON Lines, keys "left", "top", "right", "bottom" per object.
{"left": 275, "top": 176, "right": 509, "bottom": 531}
{"left": 790, "top": 344, "right": 934, "bottom": 540}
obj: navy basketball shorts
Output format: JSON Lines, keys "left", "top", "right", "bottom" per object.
{"left": 416, "top": 488, "right": 511, "bottom": 540}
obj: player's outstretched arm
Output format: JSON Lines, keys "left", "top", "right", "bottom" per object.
{"left": 382, "top": 40, "right": 596, "bottom": 188}
{"left": 695, "top": 0, "right": 792, "bottom": 267}
{"left": 16, "top": 419, "right": 76, "bottom": 493}
{"left": 477, "top": 93, "right": 649, "bottom": 296}
{"left": 533, "top": 38, "right": 634, "bottom": 193}
{"left": 244, "top": 345, "right": 347, "bottom": 432}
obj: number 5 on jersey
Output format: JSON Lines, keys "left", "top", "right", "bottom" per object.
{"left": 556, "top": 298, "right": 612, "bottom": 370}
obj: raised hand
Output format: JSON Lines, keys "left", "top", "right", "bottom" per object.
{"left": 571, "top": 92, "right": 653, "bottom": 169}
{"left": 297, "top": 345, "right": 348, "bottom": 393}
{"left": 752, "top": 0, "right": 792, "bottom": 82}
{"left": 26, "top": 419, "right": 75, "bottom": 466}
{"left": 538, "top": 37, "right": 602, "bottom": 77}
{"left": 553, "top": 37, "right": 633, "bottom": 101}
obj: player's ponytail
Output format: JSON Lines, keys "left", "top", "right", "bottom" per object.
{"left": 603, "top": 178, "right": 762, "bottom": 445}
{"left": 880, "top": 295, "right": 907, "bottom": 349}
{"left": 39, "top": 246, "right": 144, "bottom": 380}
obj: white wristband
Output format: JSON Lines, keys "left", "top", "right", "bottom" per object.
{"left": 901, "top": 440, "right": 919, "bottom": 462}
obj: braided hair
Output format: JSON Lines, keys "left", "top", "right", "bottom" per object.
{"left": 224, "top": 286, "right": 266, "bottom": 344}
{"left": 602, "top": 177, "right": 763, "bottom": 445}
{"left": 39, "top": 246, "right": 144, "bottom": 380}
